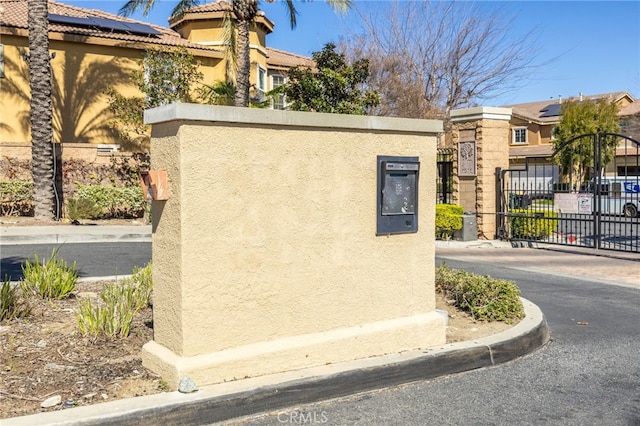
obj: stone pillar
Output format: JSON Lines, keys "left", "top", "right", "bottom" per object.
{"left": 141, "top": 104, "right": 446, "bottom": 388}
{"left": 450, "top": 107, "right": 512, "bottom": 239}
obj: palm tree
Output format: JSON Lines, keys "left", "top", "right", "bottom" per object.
{"left": 230, "top": 0, "right": 259, "bottom": 107}
{"left": 28, "top": 0, "right": 57, "bottom": 220}
{"left": 119, "top": 0, "right": 351, "bottom": 107}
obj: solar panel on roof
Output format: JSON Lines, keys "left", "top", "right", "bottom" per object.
{"left": 49, "top": 14, "right": 160, "bottom": 37}
{"left": 90, "top": 17, "right": 135, "bottom": 33}
{"left": 123, "top": 22, "right": 161, "bottom": 36}
{"left": 49, "top": 14, "right": 93, "bottom": 27}
{"left": 540, "top": 103, "right": 562, "bottom": 118}
{"left": 90, "top": 17, "right": 161, "bottom": 36}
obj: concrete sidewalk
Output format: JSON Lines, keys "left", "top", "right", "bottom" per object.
{"left": 436, "top": 243, "right": 640, "bottom": 289}
{"left": 0, "top": 224, "right": 152, "bottom": 245}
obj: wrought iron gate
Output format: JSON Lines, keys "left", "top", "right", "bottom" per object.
{"left": 437, "top": 148, "right": 453, "bottom": 204}
{"left": 497, "top": 133, "right": 640, "bottom": 253}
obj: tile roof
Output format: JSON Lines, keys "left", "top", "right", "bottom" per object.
{"left": 619, "top": 101, "right": 640, "bottom": 117}
{"left": 187, "top": 0, "right": 233, "bottom": 13}
{"left": 266, "top": 47, "right": 314, "bottom": 69}
{"left": 0, "top": 0, "right": 222, "bottom": 53}
{"left": 184, "top": 0, "right": 267, "bottom": 18}
{"left": 502, "top": 92, "right": 635, "bottom": 124}
{"left": 0, "top": 1, "right": 312, "bottom": 70}
{"left": 185, "top": 0, "right": 266, "bottom": 16}
{"left": 168, "top": 1, "right": 272, "bottom": 30}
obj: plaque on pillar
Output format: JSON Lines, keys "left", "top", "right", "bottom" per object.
{"left": 458, "top": 141, "right": 477, "bottom": 176}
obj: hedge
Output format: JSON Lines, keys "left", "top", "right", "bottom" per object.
{"left": 0, "top": 181, "right": 146, "bottom": 219}
{"left": 435, "top": 203, "right": 464, "bottom": 240}
{"left": 76, "top": 184, "right": 146, "bottom": 219}
{"left": 435, "top": 263, "right": 525, "bottom": 323}
{"left": 510, "top": 209, "right": 558, "bottom": 240}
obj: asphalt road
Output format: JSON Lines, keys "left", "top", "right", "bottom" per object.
{"left": 0, "top": 242, "right": 152, "bottom": 280}
{"left": 554, "top": 214, "right": 640, "bottom": 252}
{"left": 231, "top": 256, "right": 640, "bottom": 426}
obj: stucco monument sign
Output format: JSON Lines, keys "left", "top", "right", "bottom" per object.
{"left": 141, "top": 104, "right": 445, "bottom": 388}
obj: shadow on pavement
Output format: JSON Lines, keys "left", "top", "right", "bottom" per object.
{"left": 1, "top": 256, "right": 26, "bottom": 281}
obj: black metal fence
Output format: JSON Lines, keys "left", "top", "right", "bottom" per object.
{"left": 497, "top": 133, "right": 640, "bottom": 253}
{"left": 437, "top": 148, "right": 453, "bottom": 204}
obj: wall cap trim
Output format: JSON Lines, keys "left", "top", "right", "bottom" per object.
{"left": 145, "top": 103, "right": 443, "bottom": 134}
{"left": 450, "top": 107, "right": 512, "bottom": 123}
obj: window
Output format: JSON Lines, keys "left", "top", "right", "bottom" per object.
{"left": 271, "top": 74, "right": 286, "bottom": 110}
{"left": 257, "top": 65, "right": 267, "bottom": 93}
{"left": 512, "top": 127, "right": 528, "bottom": 144}
{"left": 617, "top": 165, "right": 640, "bottom": 176}
{"left": 620, "top": 119, "right": 628, "bottom": 134}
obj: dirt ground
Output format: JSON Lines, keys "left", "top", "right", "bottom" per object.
{"left": 0, "top": 277, "right": 512, "bottom": 421}
{"left": 0, "top": 280, "right": 161, "bottom": 420}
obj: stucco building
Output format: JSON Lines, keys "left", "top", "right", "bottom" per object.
{"left": 0, "top": 0, "right": 312, "bottom": 151}
{"left": 503, "top": 92, "right": 637, "bottom": 166}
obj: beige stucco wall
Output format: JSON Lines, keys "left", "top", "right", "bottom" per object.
{"left": 142, "top": 104, "right": 445, "bottom": 387}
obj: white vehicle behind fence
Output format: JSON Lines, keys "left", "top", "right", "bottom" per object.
{"left": 553, "top": 178, "right": 640, "bottom": 218}
{"left": 597, "top": 178, "right": 640, "bottom": 218}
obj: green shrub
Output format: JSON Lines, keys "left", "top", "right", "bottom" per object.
{"left": 510, "top": 209, "right": 558, "bottom": 239}
{"left": 435, "top": 264, "right": 524, "bottom": 323}
{"left": 76, "top": 184, "right": 145, "bottom": 219}
{"left": 77, "top": 284, "right": 139, "bottom": 339}
{"left": 0, "top": 277, "right": 32, "bottom": 322}
{"left": 67, "top": 197, "right": 103, "bottom": 221}
{"left": 0, "top": 180, "right": 33, "bottom": 216}
{"left": 20, "top": 249, "right": 77, "bottom": 299}
{"left": 76, "top": 262, "right": 152, "bottom": 340}
{"left": 435, "top": 204, "right": 464, "bottom": 240}
{"left": 130, "top": 262, "right": 153, "bottom": 308}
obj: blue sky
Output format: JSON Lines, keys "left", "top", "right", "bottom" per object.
{"left": 63, "top": 0, "right": 640, "bottom": 106}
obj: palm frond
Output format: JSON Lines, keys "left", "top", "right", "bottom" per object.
{"left": 170, "top": 0, "right": 202, "bottom": 19}
{"left": 199, "top": 81, "right": 236, "bottom": 106}
{"left": 326, "top": 0, "right": 351, "bottom": 14}
{"left": 282, "top": 0, "right": 298, "bottom": 29}
{"left": 119, "top": 0, "right": 156, "bottom": 17}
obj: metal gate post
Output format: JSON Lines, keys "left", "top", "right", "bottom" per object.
{"left": 495, "top": 167, "right": 503, "bottom": 239}
{"left": 594, "top": 133, "right": 602, "bottom": 250}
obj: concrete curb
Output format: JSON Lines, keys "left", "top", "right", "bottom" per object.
{"left": 4, "top": 298, "right": 549, "bottom": 426}
{"left": 434, "top": 239, "right": 513, "bottom": 249}
{"left": 0, "top": 226, "right": 152, "bottom": 245}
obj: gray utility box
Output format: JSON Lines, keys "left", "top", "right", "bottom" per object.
{"left": 454, "top": 212, "right": 477, "bottom": 241}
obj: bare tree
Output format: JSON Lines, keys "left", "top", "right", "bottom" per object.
{"left": 342, "top": 1, "right": 541, "bottom": 124}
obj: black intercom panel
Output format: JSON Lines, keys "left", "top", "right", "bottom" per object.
{"left": 376, "top": 156, "right": 420, "bottom": 235}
